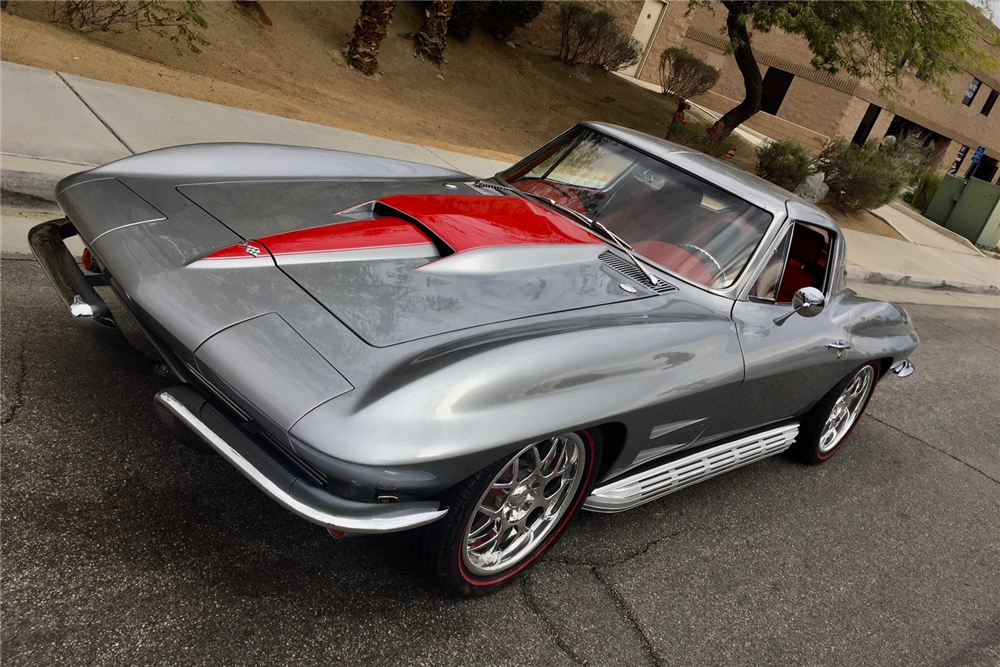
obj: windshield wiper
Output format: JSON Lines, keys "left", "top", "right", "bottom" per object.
{"left": 477, "top": 181, "right": 660, "bottom": 286}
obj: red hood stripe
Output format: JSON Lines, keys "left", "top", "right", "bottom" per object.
{"left": 201, "top": 217, "right": 431, "bottom": 263}
{"left": 380, "top": 194, "right": 602, "bottom": 253}
{"left": 256, "top": 217, "right": 430, "bottom": 255}
{"left": 199, "top": 193, "right": 601, "bottom": 265}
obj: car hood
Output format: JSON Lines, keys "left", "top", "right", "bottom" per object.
{"left": 190, "top": 193, "right": 659, "bottom": 346}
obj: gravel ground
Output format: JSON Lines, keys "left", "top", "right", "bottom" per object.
{"left": 2, "top": 257, "right": 997, "bottom": 666}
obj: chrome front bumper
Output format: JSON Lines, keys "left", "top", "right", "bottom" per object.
{"left": 155, "top": 387, "right": 449, "bottom": 534}
{"left": 28, "top": 218, "right": 132, "bottom": 350}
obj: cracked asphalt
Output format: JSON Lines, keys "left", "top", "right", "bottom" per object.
{"left": 2, "top": 256, "right": 998, "bottom": 665}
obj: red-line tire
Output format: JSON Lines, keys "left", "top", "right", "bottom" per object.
{"left": 415, "top": 429, "right": 602, "bottom": 597}
{"left": 794, "top": 361, "right": 880, "bottom": 465}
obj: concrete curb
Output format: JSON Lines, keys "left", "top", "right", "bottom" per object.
{"left": 1, "top": 155, "right": 90, "bottom": 203}
{"left": 846, "top": 263, "right": 1000, "bottom": 296}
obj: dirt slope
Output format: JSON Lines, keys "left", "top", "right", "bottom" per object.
{"left": 1, "top": 2, "right": 678, "bottom": 161}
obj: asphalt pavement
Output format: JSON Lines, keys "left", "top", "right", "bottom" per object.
{"left": 1, "top": 256, "right": 998, "bottom": 666}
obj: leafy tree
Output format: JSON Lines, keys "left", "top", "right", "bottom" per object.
{"left": 657, "top": 46, "right": 720, "bottom": 136}
{"left": 345, "top": 0, "right": 397, "bottom": 76}
{"left": 700, "top": 1, "right": 997, "bottom": 143}
{"left": 48, "top": 0, "right": 209, "bottom": 53}
{"left": 415, "top": 0, "right": 456, "bottom": 64}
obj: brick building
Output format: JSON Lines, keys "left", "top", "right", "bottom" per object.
{"left": 515, "top": 1, "right": 1000, "bottom": 184}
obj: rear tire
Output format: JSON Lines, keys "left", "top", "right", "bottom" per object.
{"left": 416, "top": 429, "right": 602, "bottom": 597}
{"left": 795, "top": 361, "right": 879, "bottom": 464}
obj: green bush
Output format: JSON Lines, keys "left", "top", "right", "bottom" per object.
{"left": 556, "top": 3, "right": 639, "bottom": 71}
{"left": 590, "top": 23, "right": 641, "bottom": 71}
{"left": 481, "top": 0, "right": 543, "bottom": 41}
{"left": 818, "top": 139, "right": 912, "bottom": 210}
{"left": 903, "top": 170, "right": 944, "bottom": 213}
{"left": 448, "top": 1, "right": 488, "bottom": 41}
{"left": 755, "top": 140, "right": 814, "bottom": 191}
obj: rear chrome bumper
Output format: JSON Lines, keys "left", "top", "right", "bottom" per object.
{"left": 155, "top": 386, "right": 449, "bottom": 534}
{"left": 27, "top": 218, "right": 133, "bottom": 350}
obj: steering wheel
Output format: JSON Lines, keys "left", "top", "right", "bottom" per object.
{"left": 678, "top": 244, "right": 727, "bottom": 284}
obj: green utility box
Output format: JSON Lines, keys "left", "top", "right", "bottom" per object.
{"left": 925, "top": 175, "right": 1000, "bottom": 249}
{"left": 925, "top": 175, "right": 967, "bottom": 225}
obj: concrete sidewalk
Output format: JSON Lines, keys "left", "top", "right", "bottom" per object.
{"left": 3, "top": 61, "right": 998, "bottom": 295}
{"left": 1, "top": 61, "right": 510, "bottom": 201}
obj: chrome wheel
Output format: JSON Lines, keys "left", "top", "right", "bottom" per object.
{"left": 462, "top": 433, "right": 586, "bottom": 576}
{"left": 819, "top": 365, "right": 875, "bottom": 453}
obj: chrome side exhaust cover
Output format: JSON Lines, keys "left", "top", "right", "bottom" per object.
{"left": 585, "top": 423, "right": 799, "bottom": 513}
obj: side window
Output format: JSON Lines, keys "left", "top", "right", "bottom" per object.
{"left": 750, "top": 222, "right": 833, "bottom": 303}
{"left": 750, "top": 228, "right": 791, "bottom": 301}
{"left": 775, "top": 223, "right": 832, "bottom": 303}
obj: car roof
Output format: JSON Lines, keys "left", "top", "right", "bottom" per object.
{"left": 582, "top": 121, "right": 835, "bottom": 229}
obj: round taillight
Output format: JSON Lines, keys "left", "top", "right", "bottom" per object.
{"left": 81, "top": 248, "right": 94, "bottom": 271}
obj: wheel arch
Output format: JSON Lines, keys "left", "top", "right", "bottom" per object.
{"left": 593, "top": 422, "right": 628, "bottom": 481}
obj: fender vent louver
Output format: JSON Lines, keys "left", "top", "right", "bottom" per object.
{"left": 599, "top": 250, "right": 677, "bottom": 294}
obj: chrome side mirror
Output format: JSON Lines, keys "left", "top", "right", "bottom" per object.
{"left": 774, "top": 287, "right": 825, "bottom": 325}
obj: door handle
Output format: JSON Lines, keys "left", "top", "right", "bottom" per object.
{"left": 828, "top": 341, "right": 851, "bottom": 358}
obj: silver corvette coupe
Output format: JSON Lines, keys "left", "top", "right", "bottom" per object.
{"left": 31, "top": 123, "right": 916, "bottom": 596}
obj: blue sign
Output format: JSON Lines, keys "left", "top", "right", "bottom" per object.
{"left": 971, "top": 145, "right": 986, "bottom": 164}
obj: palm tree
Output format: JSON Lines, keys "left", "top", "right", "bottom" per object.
{"left": 345, "top": 0, "right": 397, "bottom": 76}
{"left": 414, "top": 0, "right": 456, "bottom": 65}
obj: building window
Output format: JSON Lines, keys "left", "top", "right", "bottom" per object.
{"left": 950, "top": 145, "right": 969, "bottom": 175}
{"left": 962, "top": 78, "right": 981, "bottom": 106}
{"left": 760, "top": 67, "right": 794, "bottom": 115}
{"left": 851, "top": 104, "right": 881, "bottom": 145}
{"left": 982, "top": 89, "right": 998, "bottom": 117}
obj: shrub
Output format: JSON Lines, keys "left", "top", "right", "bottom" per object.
{"left": 448, "top": 0, "right": 488, "bottom": 41}
{"left": 755, "top": 140, "right": 814, "bottom": 191}
{"left": 903, "top": 170, "right": 944, "bottom": 213}
{"left": 49, "top": 0, "right": 209, "bottom": 53}
{"left": 480, "top": 0, "right": 543, "bottom": 41}
{"left": 556, "top": 2, "right": 638, "bottom": 71}
{"left": 590, "top": 23, "right": 640, "bottom": 71}
{"left": 558, "top": 3, "right": 612, "bottom": 65}
{"left": 657, "top": 47, "right": 719, "bottom": 102}
{"left": 818, "top": 139, "right": 912, "bottom": 210}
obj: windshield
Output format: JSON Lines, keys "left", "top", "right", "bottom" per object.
{"left": 501, "top": 128, "right": 773, "bottom": 289}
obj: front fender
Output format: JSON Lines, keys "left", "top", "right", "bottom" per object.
{"left": 289, "top": 311, "right": 743, "bottom": 495}
{"left": 847, "top": 296, "right": 918, "bottom": 368}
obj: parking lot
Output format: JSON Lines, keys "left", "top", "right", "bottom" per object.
{"left": 2, "top": 256, "right": 998, "bottom": 666}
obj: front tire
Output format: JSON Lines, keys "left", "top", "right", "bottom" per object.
{"left": 795, "top": 361, "right": 879, "bottom": 464}
{"left": 416, "top": 429, "right": 601, "bottom": 597}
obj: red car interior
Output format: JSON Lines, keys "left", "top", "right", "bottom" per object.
{"left": 513, "top": 179, "right": 588, "bottom": 214}
{"left": 631, "top": 241, "right": 715, "bottom": 285}
{"left": 776, "top": 224, "right": 830, "bottom": 302}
